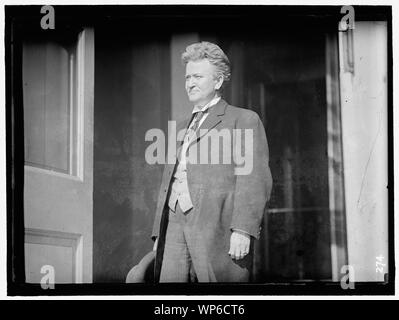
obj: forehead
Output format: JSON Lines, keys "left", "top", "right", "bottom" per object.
{"left": 185, "top": 59, "right": 215, "bottom": 75}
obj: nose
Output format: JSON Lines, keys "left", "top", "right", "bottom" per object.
{"left": 186, "top": 77, "right": 196, "bottom": 88}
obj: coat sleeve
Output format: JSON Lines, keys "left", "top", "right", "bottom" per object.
{"left": 230, "top": 111, "right": 273, "bottom": 239}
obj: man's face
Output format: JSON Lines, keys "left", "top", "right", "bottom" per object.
{"left": 185, "top": 59, "right": 222, "bottom": 106}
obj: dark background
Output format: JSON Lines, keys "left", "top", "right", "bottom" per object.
{"left": 93, "top": 15, "right": 333, "bottom": 282}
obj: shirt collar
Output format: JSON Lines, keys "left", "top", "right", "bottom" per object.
{"left": 192, "top": 95, "right": 221, "bottom": 114}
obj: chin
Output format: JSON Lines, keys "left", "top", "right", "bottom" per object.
{"left": 188, "top": 96, "right": 199, "bottom": 103}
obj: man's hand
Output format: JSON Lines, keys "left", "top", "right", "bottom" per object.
{"left": 228, "top": 231, "right": 250, "bottom": 260}
{"left": 153, "top": 237, "right": 158, "bottom": 251}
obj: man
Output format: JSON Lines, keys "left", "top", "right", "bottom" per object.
{"left": 151, "top": 41, "right": 272, "bottom": 282}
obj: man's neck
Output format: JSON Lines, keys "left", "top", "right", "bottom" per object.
{"left": 193, "top": 94, "right": 221, "bottom": 112}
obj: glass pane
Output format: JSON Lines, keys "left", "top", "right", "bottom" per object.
{"left": 23, "top": 40, "right": 73, "bottom": 174}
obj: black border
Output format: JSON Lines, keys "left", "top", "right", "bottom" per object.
{"left": 5, "top": 4, "right": 394, "bottom": 296}
{"left": 1, "top": 300, "right": 398, "bottom": 318}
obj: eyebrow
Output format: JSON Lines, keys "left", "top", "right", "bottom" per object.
{"left": 185, "top": 73, "right": 203, "bottom": 78}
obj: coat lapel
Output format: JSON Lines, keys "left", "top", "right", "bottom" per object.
{"left": 173, "top": 99, "right": 228, "bottom": 159}
{"left": 187, "top": 98, "right": 228, "bottom": 150}
{"left": 173, "top": 116, "right": 192, "bottom": 160}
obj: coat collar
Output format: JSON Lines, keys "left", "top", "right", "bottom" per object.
{"left": 177, "top": 98, "right": 227, "bottom": 132}
{"left": 174, "top": 99, "right": 228, "bottom": 155}
{"left": 192, "top": 98, "right": 227, "bottom": 142}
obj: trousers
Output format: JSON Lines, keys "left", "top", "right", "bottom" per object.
{"left": 159, "top": 201, "right": 199, "bottom": 283}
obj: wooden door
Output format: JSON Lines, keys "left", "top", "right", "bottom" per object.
{"left": 23, "top": 29, "right": 94, "bottom": 284}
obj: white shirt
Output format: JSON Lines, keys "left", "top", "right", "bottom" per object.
{"left": 191, "top": 95, "right": 221, "bottom": 129}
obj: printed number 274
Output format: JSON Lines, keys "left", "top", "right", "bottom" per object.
{"left": 376, "top": 255, "right": 386, "bottom": 273}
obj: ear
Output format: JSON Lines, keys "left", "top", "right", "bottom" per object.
{"left": 214, "top": 75, "right": 224, "bottom": 90}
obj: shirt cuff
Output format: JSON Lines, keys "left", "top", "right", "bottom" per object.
{"left": 232, "top": 228, "right": 251, "bottom": 238}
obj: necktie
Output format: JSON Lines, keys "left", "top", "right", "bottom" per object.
{"left": 181, "top": 110, "right": 207, "bottom": 150}
{"left": 191, "top": 110, "right": 206, "bottom": 132}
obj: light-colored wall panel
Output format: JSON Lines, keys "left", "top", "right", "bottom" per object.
{"left": 340, "top": 22, "right": 388, "bottom": 281}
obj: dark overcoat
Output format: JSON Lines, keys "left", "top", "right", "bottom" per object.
{"left": 151, "top": 99, "right": 272, "bottom": 282}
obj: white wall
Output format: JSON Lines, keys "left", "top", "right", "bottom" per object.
{"left": 340, "top": 22, "right": 388, "bottom": 281}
